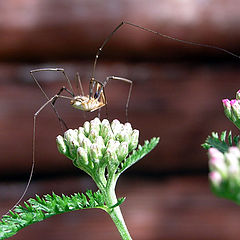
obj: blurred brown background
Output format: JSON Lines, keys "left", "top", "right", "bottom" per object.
{"left": 1, "top": 0, "right": 240, "bottom": 239}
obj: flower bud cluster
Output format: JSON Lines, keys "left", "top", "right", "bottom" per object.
{"left": 222, "top": 90, "right": 240, "bottom": 129}
{"left": 56, "top": 118, "right": 139, "bottom": 174}
{"left": 208, "top": 147, "right": 240, "bottom": 197}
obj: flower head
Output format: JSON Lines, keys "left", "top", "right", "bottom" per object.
{"left": 222, "top": 90, "right": 240, "bottom": 129}
{"left": 56, "top": 118, "right": 139, "bottom": 175}
{"left": 208, "top": 146, "right": 240, "bottom": 194}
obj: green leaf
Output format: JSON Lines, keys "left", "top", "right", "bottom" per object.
{"left": 117, "top": 137, "right": 159, "bottom": 175}
{"left": 202, "top": 131, "right": 240, "bottom": 153}
{"left": 109, "top": 197, "right": 126, "bottom": 209}
{"left": 0, "top": 190, "right": 107, "bottom": 240}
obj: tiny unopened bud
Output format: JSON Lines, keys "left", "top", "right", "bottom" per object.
{"left": 64, "top": 129, "right": 78, "bottom": 142}
{"left": 100, "top": 121, "right": 113, "bottom": 140}
{"left": 105, "top": 149, "right": 119, "bottom": 171}
{"left": 236, "top": 90, "right": 240, "bottom": 100}
{"left": 225, "top": 151, "right": 240, "bottom": 177}
{"left": 95, "top": 136, "right": 105, "bottom": 152}
{"left": 77, "top": 147, "right": 89, "bottom": 165}
{"left": 111, "top": 119, "right": 123, "bottom": 136}
{"left": 90, "top": 143, "right": 102, "bottom": 163}
{"left": 124, "top": 122, "right": 132, "bottom": 133}
{"left": 208, "top": 148, "right": 224, "bottom": 161}
{"left": 107, "top": 139, "right": 120, "bottom": 153}
{"left": 209, "top": 157, "right": 227, "bottom": 176}
{"left": 89, "top": 128, "right": 99, "bottom": 142}
{"left": 228, "top": 146, "right": 240, "bottom": 159}
{"left": 222, "top": 99, "right": 232, "bottom": 120}
{"left": 78, "top": 132, "right": 86, "bottom": 144}
{"left": 78, "top": 127, "right": 85, "bottom": 135}
{"left": 90, "top": 117, "right": 101, "bottom": 134}
{"left": 56, "top": 135, "right": 68, "bottom": 155}
{"left": 209, "top": 171, "right": 222, "bottom": 187}
{"left": 230, "top": 99, "right": 240, "bottom": 120}
{"left": 129, "top": 129, "right": 139, "bottom": 151}
{"left": 117, "top": 142, "right": 129, "bottom": 162}
{"left": 83, "top": 121, "right": 90, "bottom": 136}
{"left": 82, "top": 137, "right": 92, "bottom": 152}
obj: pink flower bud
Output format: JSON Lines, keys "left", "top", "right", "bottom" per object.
{"left": 208, "top": 148, "right": 224, "bottom": 161}
{"left": 222, "top": 99, "right": 231, "bottom": 108}
{"left": 209, "top": 171, "right": 222, "bottom": 187}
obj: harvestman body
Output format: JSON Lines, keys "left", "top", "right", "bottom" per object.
{"left": 5, "top": 21, "right": 240, "bottom": 215}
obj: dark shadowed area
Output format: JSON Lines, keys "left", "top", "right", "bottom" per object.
{"left": 1, "top": 0, "right": 240, "bottom": 239}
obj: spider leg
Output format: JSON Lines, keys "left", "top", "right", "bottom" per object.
{"left": 96, "top": 76, "right": 133, "bottom": 121}
{"left": 31, "top": 68, "right": 74, "bottom": 94}
{"left": 76, "top": 72, "right": 84, "bottom": 96}
{"left": 91, "top": 21, "right": 240, "bottom": 81}
{"left": 52, "top": 86, "right": 74, "bottom": 105}
{"left": 30, "top": 68, "right": 74, "bottom": 131}
{"left": 3, "top": 94, "right": 72, "bottom": 216}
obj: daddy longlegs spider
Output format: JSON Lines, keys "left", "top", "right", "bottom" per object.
{"left": 4, "top": 21, "right": 240, "bottom": 216}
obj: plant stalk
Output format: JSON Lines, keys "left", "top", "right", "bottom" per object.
{"left": 105, "top": 186, "right": 132, "bottom": 240}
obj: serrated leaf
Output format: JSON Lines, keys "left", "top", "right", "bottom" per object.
{"left": 117, "top": 137, "right": 159, "bottom": 176}
{"left": 0, "top": 190, "right": 107, "bottom": 240}
{"left": 202, "top": 131, "right": 240, "bottom": 153}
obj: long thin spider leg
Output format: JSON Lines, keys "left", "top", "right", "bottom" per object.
{"left": 89, "top": 78, "right": 96, "bottom": 98}
{"left": 31, "top": 68, "right": 75, "bottom": 95}
{"left": 52, "top": 86, "right": 74, "bottom": 105}
{"left": 3, "top": 94, "right": 72, "bottom": 216}
{"left": 97, "top": 76, "right": 132, "bottom": 121}
{"left": 91, "top": 21, "right": 240, "bottom": 80}
{"left": 76, "top": 72, "right": 84, "bottom": 96}
{"left": 30, "top": 69, "right": 74, "bottom": 131}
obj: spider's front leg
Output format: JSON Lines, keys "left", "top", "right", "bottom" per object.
{"left": 98, "top": 76, "right": 133, "bottom": 121}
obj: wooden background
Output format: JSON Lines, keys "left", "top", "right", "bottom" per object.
{"left": 1, "top": 0, "right": 240, "bottom": 239}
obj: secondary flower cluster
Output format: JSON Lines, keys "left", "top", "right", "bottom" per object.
{"left": 222, "top": 90, "right": 240, "bottom": 129}
{"left": 208, "top": 146, "right": 240, "bottom": 199}
{"left": 56, "top": 117, "right": 139, "bottom": 175}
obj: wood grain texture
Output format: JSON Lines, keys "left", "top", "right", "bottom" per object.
{"left": 0, "top": 0, "right": 240, "bottom": 61}
{"left": 1, "top": 176, "right": 240, "bottom": 240}
{"left": 0, "top": 62, "right": 239, "bottom": 176}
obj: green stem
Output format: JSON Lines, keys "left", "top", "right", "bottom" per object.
{"left": 105, "top": 186, "right": 132, "bottom": 240}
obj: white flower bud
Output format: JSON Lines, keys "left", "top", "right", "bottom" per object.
{"left": 90, "top": 143, "right": 102, "bottom": 163}
{"left": 77, "top": 147, "right": 88, "bottom": 165}
{"left": 78, "top": 132, "right": 86, "bottom": 144}
{"left": 105, "top": 149, "right": 119, "bottom": 171}
{"left": 209, "top": 157, "right": 227, "bottom": 177}
{"left": 107, "top": 139, "right": 120, "bottom": 154}
{"left": 91, "top": 117, "right": 101, "bottom": 126}
{"left": 124, "top": 122, "right": 132, "bottom": 134}
{"left": 102, "top": 119, "right": 110, "bottom": 126}
{"left": 56, "top": 135, "right": 68, "bottom": 155}
{"left": 64, "top": 129, "right": 78, "bottom": 142}
{"left": 111, "top": 119, "right": 123, "bottom": 136}
{"left": 115, "top": 129, "right": 130, "bottom": 143}
{"left": 208, "top": 148, "right": 224, "bottom": 161}
{"left": 89, "top": 128, "right": 99, "bottom": 142}
{"left": 225, "top": 152, "right": 240, "bottom": 177}
{"left": 63, "top": 129, "right": 79, "bottom": 157}
{"left": 95, "top": 136, "right": 105, "bottom": 152}
{"left": 82, "top": 137, "right": 92, "bottom": 152}
{"left": 228, "top": 147, "right": 240, "bottom": 159}
{"left": 117, "top": 142, "right": 129, "bottom": 162}
{"left": 90, "top": 117, "right": 101, "bottom": 134}
{"left": 129, "top": 129, "right": 139, "bottom": 151}
{"left": 83, "top": 121, "right": 90, "bottom": 136}
{"left": 78, "top": 127, "right": 85, "bottom": 135}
